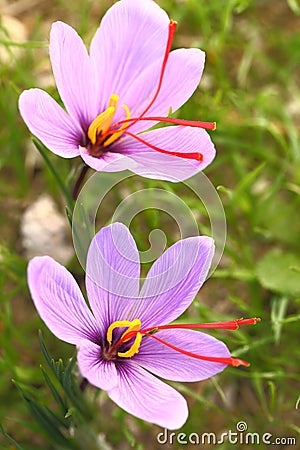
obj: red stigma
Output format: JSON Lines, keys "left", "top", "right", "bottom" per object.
{"left": 137, "top": 20, "right": 177, "bottom": 120}
{"left": 124, "top": 317, "right": 260, "bottom": 368}
{"left": 100, "top": 20, "right": 215, "bottom": 162}
{"left": 140, "top": 317, "right": 261, "bottom": 333}
{"left": 124, "top": 131, "right": 204, "bottom": 162}
{"left": 146, "top": 333, "right": 250, "bottom": 367}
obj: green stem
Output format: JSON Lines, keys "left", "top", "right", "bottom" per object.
{"left": 72, "top": 164, "right": 89, "bottom": 200}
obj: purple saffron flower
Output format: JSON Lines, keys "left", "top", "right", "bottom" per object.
{"left": 27, "top": 223, "right": 260, "bottom": 429}
{"left": 19, "top": 0, "right": 216, "bottom": 181}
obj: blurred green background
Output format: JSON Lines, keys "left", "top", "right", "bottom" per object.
{"left": 0, "top": 0, "right": 300, "bottom": 448}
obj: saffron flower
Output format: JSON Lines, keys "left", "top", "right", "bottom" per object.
{"left": 19, "top": 0, "right": 216, "bottom": 181}
{"left": 27, "top": 223, "right": 260, "bottom": 429}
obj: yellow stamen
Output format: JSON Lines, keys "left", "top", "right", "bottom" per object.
{"left": 87, "top": 94, "right": 131, "bottom": 148}
{"left": 103, "top": 103, "right": 131, "bottom": 147}
{"left": 106, "top": 319, "right": 138, "bottom": 344}
{"left": 108, "top": 94, "right": 119, "bottom": 109}
{"left": 87, "top": 106, "right": 116, "bottom": 144}
{"left": 106, "top": 318, "right": 142, "bottom": 358}
{"left": 118, "top": 332, "right": 142, "bottom": 357}
{"left": 87, "top": 94, "right": 120, "bottom": 144}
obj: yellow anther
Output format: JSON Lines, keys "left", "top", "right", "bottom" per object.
{"left": 108, "top": 94, "right": 119, "bottom": 108}
{"left": 106, "top": 318, "right": 142, "bottom": 359}
{"left": 87, "top": 106, "right": 115, "bottom": 144}
{"left": 106, "top": 319, "right": 141, "bottom": 344}
{"left": 87, "top": 93, "right": 121, "bottom": 145}
{"left": 103, "top": 103, "right": 131, "bottom": 147}
{"left": 122, "top": 103, "right": 131, "bottom": 120}
{"left": 88, "top": 93, "right": 131, "bottom": 148}
{"left": 118, "top": 332, "right": 142, "bottom": 358}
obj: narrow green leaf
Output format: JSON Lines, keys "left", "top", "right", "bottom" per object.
{"left": 230, "top": 162, "right": 266, "bottom": 206}
{"left": 72, "top": 200, "right": 95, "bottom": 268}
{"left": 170, "top": 383, "right": 221, "bottom": 411}
{"left": 65, "top": 206, "right": 73, "bottom": 228}
{"left": 55, "top": 359, "right": 64, "bottom": 380}
{"left": 33, "top": 138, "right": 74, "bottom": 211}
{"left": 38, "top": 330, "right": 52, "bottom": 369}
{"left": 210, "top": 377, "right": 227, "bottom": 403}
{"left": 44, "top": 405, "right": 71, "bottom": 431}
{"left": 123, "top": 426, "right": 136, "bottom": 447}
{"left": 40, "top": 366, "right": 68, "bottom": 415}
{"left": 65, "top": 408, "right": 74, "bottom": 419}
{"left": 0, "top": 39, "right": 48, "bottom": 48}
{"left": 0, "top": 422, "right": 25, "bottom": 450}
{"left": 217, "top": 185, "right": 233, "bottom": 199}
{"left": 13, "top": 382, "right": 75, "bottom": 448}
{"left": 280, "top": 313, "right": 300, "bottom": 324}
{"left": 63, "top": 355, "right": 77, "bottom": 388}
{"left": 267, "top": 380, "right": 276, "bottom": 416}
{"left": 252, "top": 376, "right": 273, "bottom": 422}
{"left": 289, "top": 424, "right": 300, "bottom": 436}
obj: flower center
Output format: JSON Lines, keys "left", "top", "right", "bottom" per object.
{"left": 87, "top": 94, "right": 131, "bottom": 156}
{"left": 103, "top": 319, "right": 142, "bottom": 360}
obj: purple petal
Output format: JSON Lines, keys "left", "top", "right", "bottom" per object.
{"left": 123, "top": 48, "right": 206, "bottom": 134}
{"left": 85, "top": 223, "right": 140, "bottom": 332}
{"left": 79, "top": 146, "right": 137, "bottom": 172}
{"left": 19, "top": 89, "right": 82, "bottom": 158}
{"left": 90, "top": 0, "right": 169, "bottom": 116}
{"left": 108, "top": 361, "right": 188, "bottom": 429}
{"left": 134, "top": 236, "right": 214, "bottom": 328}
{"left": 77, "top": 340, "right": 119, "bottom": 390}
{"left": 115, "top": 126, "right": 216, "bottom": 181}
{"left": 50, "top": 21, "right": 97, "bottom": 130}
{"left": 27, "top": 256, "right": 99, "bottom": 345}
{"left": 135, "top": 329, "right": 230, "bottom": 381}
